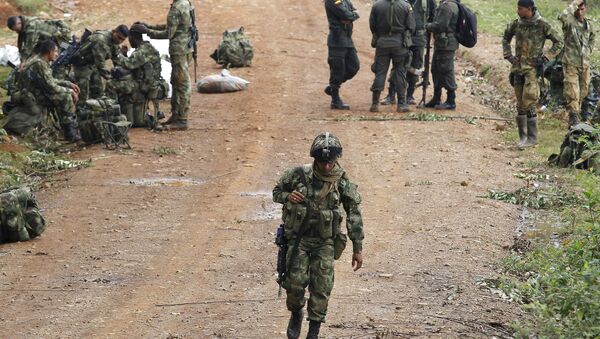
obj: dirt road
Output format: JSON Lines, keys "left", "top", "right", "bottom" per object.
{"left": 0, "top": 0, "right": 527, "bottom": 337}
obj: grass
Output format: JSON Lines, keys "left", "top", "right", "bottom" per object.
{"left": 462, "top": 0, "right": 600, "bottom": 64}
{"left": 14, "top": 0, "right": 46, "bottom": 13}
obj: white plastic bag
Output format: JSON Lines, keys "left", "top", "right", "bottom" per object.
{"left": 0, "top": 45, "right": 20, "bottom": 67}
{"left": 196, "top": 69, "right": 250, "bottom": 93}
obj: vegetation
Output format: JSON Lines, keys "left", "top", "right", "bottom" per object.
{"left": 14, "top": 0, "right": 46, "bottom": 13}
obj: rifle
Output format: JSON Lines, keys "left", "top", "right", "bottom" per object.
{"left": 52, "top": 29, "right": 92, "bottom": 72}
{"left": 417, "top": 32, "right": 432, "bottom": 108}
{"left": 275, "top": 224, "right": 288, "bottom": 298}
{"left": 189, "top": 7, "right": 199, "bottom": 83}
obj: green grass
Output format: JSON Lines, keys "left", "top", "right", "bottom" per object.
{"left": 462, "top": 0, "right": 600, "bottom": 64}
{"left": 14, "top": 0, "right": 46, "bottom": 13}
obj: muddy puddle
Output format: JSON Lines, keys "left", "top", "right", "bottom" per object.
{"left": 239, "top": 191, "right": 281, "bottom": 221}
{"left": 117, "top": 178, "right": 206, "bottom": 187}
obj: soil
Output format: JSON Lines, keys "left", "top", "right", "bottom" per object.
{"left": 0, "top": 0, "right": 531, "bottom": 337}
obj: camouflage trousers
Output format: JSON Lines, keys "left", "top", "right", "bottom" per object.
{"left": 284, "top": 237, "right": 335, "bottom": 322}
{"left": 4, "top": 89, "right": 76, "bottom": 135}
{"left": 563, "top": 63, "right": 591, "bottom": 113}
{"left": 431, "top": 49, "right": 457, "bottom": 91}
{"left": 73, "top": 65, "right": 105, "bottom": 105}
{"left": 170, "top": 53, "right": 192, "bottom": 120}
{"left": 512, "top": 69, "right": 539, "bottom": 114}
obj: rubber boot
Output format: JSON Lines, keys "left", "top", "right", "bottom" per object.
{"left": 370, "top": 91, "right": 381, "bottom": 112}
{"left": 568, "top": 111, "right": 579, "bottom": 127}
{"left": 162, "top": 119, "right": 188, "bottom": 131}
{"left": 424, "top": 87, "right": 442, "bottom": 108}
{"left": 330, "top": 88, "right": 350, "bottom": 110}
{"left": 381, "top": 85, "right": 396, "bottom": 105}
{"left": 435, "top": 90, "right": 456, "bottom": 110}
{"left": 306, "top": 320, "right": 321, "bottom": 339}
{"left": 287, "top": 310, "right": 303, "bottom": 339}
{"left": 406, "top": 74, "right": 417, "bottom": 105}
{"left": 516, "top": 114, "right": 528, "bottom": 149}
{"left": 522, "top": 116, "right": 538, "bottom": 148}
{"left": 62, "top": 122, "right": 82, "bottom": 143}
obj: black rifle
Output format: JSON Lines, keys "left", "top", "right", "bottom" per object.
{"left": 418, "top": 32, "right": 432, "bottom": 108}
{"left": 52, "top": 29, "right": 92, "bottom": 72}
{"left": 189, "top": 7, "right": 199, "bottom": 83}
{"left": 275, "top": 224, "right": 288, "bottom": 297}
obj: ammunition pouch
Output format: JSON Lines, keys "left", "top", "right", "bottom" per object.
{"left": 283, "top": 202, "right": 307, "bottom": 235}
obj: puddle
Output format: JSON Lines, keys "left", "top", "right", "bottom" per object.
{"left": 240, "top": 191, "right": 272, "bottom": 197}
{"left": 514, "top": 208, "right": 563, "bottom": 249}
{"left": 118, "top": 177, "right": 205, "bottom": 187}
{"left": 239, "top": 190, "right": 281, "bottom": 221}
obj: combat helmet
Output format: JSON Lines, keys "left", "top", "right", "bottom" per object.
{"left": 310, "top": 132, "right": 342, "bottom": 163}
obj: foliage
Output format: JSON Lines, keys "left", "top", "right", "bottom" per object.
{"left": 153, "top": 146, "right": 181, "bottom": 155}
{"left": 487, "top": 186, "right": 579, "bottom": 209}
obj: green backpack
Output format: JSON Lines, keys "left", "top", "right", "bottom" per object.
{"left": 0, "top": 187, "right": 46, "bottom": 243}
{"left": 210, "top": 27, "right": 254, "bottom": 68}
{"left": 77, "top": 98, "right": 130, "bottom": 147}
{"left": 548, "top": 123, "right": 600, "bottom": 171}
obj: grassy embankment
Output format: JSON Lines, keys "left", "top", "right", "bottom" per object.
{"left": 461, "top": 0, "right": 600, "bottom": 337}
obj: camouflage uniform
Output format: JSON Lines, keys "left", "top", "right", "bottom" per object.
{"left": 4, "top": 55, "right": 77, "bottom": 136}
{"left": 72, "top": 30, "right": 122, "bottom": 104}
{"left": 559, "top": 0, "right": 596, "bottom": 125}
{"left": 107, "top": 41, "right": 164, "bottom": 126}
{"left": 502, "top": 11, "right": 562, "bottom": 148}
{"left": 425, "top": 0, "right": 459, "bottom": 109}
{"left": 324, "top": 0, "right": 360, "bottom": 109}
{"left": 16, "top": 16, "right": 71, "bottom": 62}
{"left": 273, "top": 162, "right": 364, "bottom": 324}
{"left": 146, "top": 0, "right": 195, "bottom": 123}
{"left": 369, "top": 0, "right": 416, "bottom": 112}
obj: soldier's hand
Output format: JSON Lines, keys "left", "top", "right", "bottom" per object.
{"left": 288, "top": 191, "right": 305, "bottom": 204}
{"left": 505, "top": 55, "right": 519, "bottom": 65}
{"left": 352, "top": 252, "right": 363, "bottom": 271}
{"left": 70, "top": 83, "right": 80, "bottom": 95}
{"left": 71, "top": 89, "right": 79, "bottom": 104}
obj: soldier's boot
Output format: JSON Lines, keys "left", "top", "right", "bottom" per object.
{"left": 330, "top": 88, "right": 350, "bottom": 110}
{"left": 162, "top": 113, "right": 178, "bottom": 125}
{"left": 370, "top": 91, "right": 381, "bottom": 112}
{"left": 324, "top": 85, "right": 332, "bottom": 97}
{"left": 435, "top": 90, "right": 456, "bottom": 110}
{"left": 424, "top": 87, "right": 442, "bottom": 108}
{"left": 515, "top": 114, "right": 528, "bottom": 149}
{"left": 522, "top": 116, "right": 538, "bottom": 148}
{"left": 62, "top": 122, "right": 82, "bottom": 143}
{"left": 286, "top": 310, "right": 303, "bottom": 339}
{"left": 406, "top": 79, "right": 417, "bottom": 105}
{"left": 306, "top": 320, "right": 321, "bottom": 339}
{"left": 162, "top": 119, "right": 188, "bottom": 131}
{"left": 568, "top": 111, "right": 579, "bottom": 127}
{"left": 380, "top": 86, "right": 396, "bottom": 105}
{"left": 396, "top": 93, "right": 410, "bottom": 113}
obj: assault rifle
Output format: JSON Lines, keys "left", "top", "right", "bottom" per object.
{"left": 417, "top": 32, "right": 432, "bottom": 108}
{"left": 275, "top": 224, "right": 288, "bottom": 298}
{"left": 189, "top": 7, "right": 199, "bottom": 83}
{"left": 52, "top": 29, "right": 92, "bottom": 72}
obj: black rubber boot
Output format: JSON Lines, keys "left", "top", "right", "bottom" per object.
{"left": 522, "top": 116, "right": 538, "bottom": 148}
{"left": 406, "top": 73, "right": 418, "bottom": 105}
{"left": 435, "top": 90, "right": 456, "bottom": 110}
{"left": 424, "top": 87, "right": 442, "bottom": 108}
{"left": 306, "top": 320, "right": 321, "bottom": 339}
{"left": 330, "top": 88, "right": 350, "bottom": 110}
{"left": 62, "top": 123, "right": 82, "bottom": 143}
{"left": 370, "top": 91, "right": 381, "bottom": 112}
{"left": 381, "top": 85, "right": 396, "bottom": 105}
{"left": 287, "top": 310, "right": 303, "bottom": 339}
{"left": 516, "top": 114, "right": 528, "bottom": 149}
{"left": 568, "top": 111, "right": 579, "bottom": 127}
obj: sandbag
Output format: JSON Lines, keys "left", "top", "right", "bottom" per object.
{"left": 196, "top": 69, "right": 250, "bottom": 93}
{"left": 0, "top": 187, "right": 46, "bottom": 243}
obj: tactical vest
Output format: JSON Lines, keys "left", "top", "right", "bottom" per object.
{"left": 282, "top": 165, "right": 344, "bottom": 239}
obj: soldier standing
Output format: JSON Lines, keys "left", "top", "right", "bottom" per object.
{"left": 381, "top": 0, "right": 436, "bottom": 106}
{"left": 502, "top": 0, "right": 563, "bottom": 149}
{"left": 133, "top": 0, "right": 197, "bottom": 131}
{"left": 323, "top": 0, "right": 361, "bottom": 110}
{"left": 71, "top": 25, "right": 129, "bottom": 105}
{"left": 273, "top": 132, "right": 364, "bottom": 339}
{"left": 559, "top": 0, "right": 595, "bottom": 126}
{"left": 6, "top": 16, "right": 71, "bottom": 63}
{"left": 369, "top": 0, "right": 415, "bottom": 113}
{"left": 425, "top": 0, "right": 459, "bottom": 110}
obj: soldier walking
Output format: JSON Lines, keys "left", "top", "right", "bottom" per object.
{"left": 502, "top": 0, "right": 562, "bottom": 149}
{"left": 559, "top": 0, "right": 595, "bottom": 126}
{"left": 369, "top": 0, "right": 415, "bottom": 113}
{"left": 323, "top": 0, "right": 361, "bottom": 110}
{"left": 424, "top": 0, "right": 459, "bottom": 110}
{"left": 273, "top": 132, "right": 364, "bottom": 339}
{"left": 133, "top": 0, "right": 197, "bottom": 131}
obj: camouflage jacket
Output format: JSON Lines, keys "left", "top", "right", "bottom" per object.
{"left": 16, "top": 54, "right": 72, "bottom": 100}
{"left": 272, "top": 164, "right": 364, "bottom": 253}
{"left": 116, "top": 41, "right": 162, "bottom": 85}
{"left": 559, "top": 0, "right": 596, "bottom": 68}
{"left": 325, "top": 0, "right": 360, "bottom": 48}
{"left": 409, "top": 0, "right": 437, "bottom": 47}
{"left": 17, "top": 16, "right": 71, "bottom": 61}
{"left": 502, "top": 12, "right": 563, "bottom": 74}
{"left": 75, "top": 30, "right": 122, "bottom": 72}
{"left": 425, "top": 0, "right": 459, "bottom": 51}
{"left": 370, "top": 0, "right": 416, "bottom": 49}
{"left": 147, "top": 0, "right": 194, "bottom": 56}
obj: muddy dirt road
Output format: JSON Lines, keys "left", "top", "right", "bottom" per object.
{"left": 1, "top": 0, "right": 527, "bottom": 337}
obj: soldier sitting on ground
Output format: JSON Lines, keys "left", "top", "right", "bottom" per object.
{"left": 2, "top": 39, "right": 81, "bottom": 142}
{"left": 106, "top": 28, "right": 167, "bottom": 127}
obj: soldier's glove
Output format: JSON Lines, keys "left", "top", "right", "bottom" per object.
{"left": 130, "top": 23, "right": 150, "bottom": 34}
{"left": 110, "top": 67, "right": 128, "bottom": 79}
{"left": 505, "top": 55, "right": 519, "bottom": 65}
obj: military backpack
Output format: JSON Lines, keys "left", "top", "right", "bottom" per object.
{"left": 0, "top": 187, "right": 46, "bottom": 243}
{"left": 548, "top": 123, "right": 600, "bottom": 171}
{"left": 210, "top": 27, "right": 254, "bottom": 68}
{"left": 77, "top": 98, "right": 130, "bottom": 148}
{"left": 450, "top": 0, "right": 477, "bottom": 48}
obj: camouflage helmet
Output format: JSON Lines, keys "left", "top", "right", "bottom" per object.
{"left": 310, "top": 132, "right": 343, "bottom": 163}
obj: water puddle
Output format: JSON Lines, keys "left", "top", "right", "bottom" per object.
{"left": 118, "top": 177, "right": 205, "bottom": 187}
{"left": 239, "top": 191, "right": 281, "bottom": 221}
